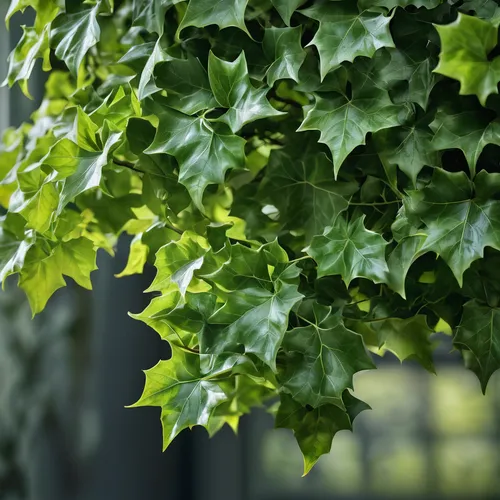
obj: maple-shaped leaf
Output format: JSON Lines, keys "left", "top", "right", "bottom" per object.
{"left": 131, "top": 289, "right": 216, "bottom": 348}
{"left": 130, "top": 346, "right": 232, "bottom": 449}
{"left": 306, "top": 215, "right": 389, "bottom": 286}
{"left": 300, "top": 1, "right": 395, "bottom": 80}
{"left": 116, "top": 234, "right": 149, "bottom": 278}
{"left": 279, "top": 302, "right": 375, "bottom": 409}
{"left": 298, "top": 68, "right": 409, "bottom": 175}
{"left": 208, "top": 52, "right": 284, "bottom": 133}
{"left": 0, "top": 223, "right": 33, "bottom": 285}
{"left": 2, "top": 26, "right": 51, "bottom": 98}
{"left": 145, "top": 102, "right": 246, "bottom": 210}
{"left": 259, "top": 146, "right": 358, "bottom": 241}
{"left": 386, "top": 234, "right": 427, "bottom": 299}
{"left": 262, "top": 27, "right": 307, "bottom": 86}
{"left": 44, "top": 132, "right": 123, "bottom": 212}
{"left": 460, "top": 0, "right": 500, "bottom": 25}
{"left": 131, "top": 0, "right": 181, "bottom": 35}
{"left": 137, "top": 40, "right": 171, "bottom": 101}
{"left": 276, "top": 392, "right": 369, "bottom": 475}
{"left": 178, "top": 0, "right": 249, "bottom": 35}
{"left": 405, "top": 169, "right": 500, "bottom": 285}
{"left": 6, "top": 0, "right": 59, "bottom": 32}
{"left": 430, "top": 103, "right": 500, "bottom": 176}
{"left": 147, "top": 232, "right": 209, "bottom": 295}
{"left": 155, "top": 56, "right": 218, "bottom": 115}
{"left": 51, "top": 5, "right": 101, "bottom": 76}
{"left": 455, "top": 300, "right": 500, "bottom": 392}
{"left": 374, "top": 124, "right": 439, "bottom": 185}
{"left": 199, "top": 243, "right": 303, "bottom": 370}
{"left": 370, "top": 316, "right": 436, "bottom": 372}
{"left": 19, "top": 245, "right": 66, "bottom": 315}
{"left": 434, "top": 13, "right": 500, "bottom": 106}
{"left": 271, "top": 0, "right": 306, "bottom": 25}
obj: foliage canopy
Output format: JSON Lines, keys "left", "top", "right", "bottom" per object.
{"left": 3, "top": 0, "right": 500, "bottom": 474}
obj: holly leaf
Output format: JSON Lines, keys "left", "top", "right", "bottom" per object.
{"left": 276, "top": 392, "right": 369, "bottom": 475}
{"left": 262, "top": 27, "right": 307, "bottom": 87}
{"left": 405, "top": 169, "right": 500, "bottom": 285}
{"left": 155, "top": 56, "right": 218, "bottom": 115}
{"left": 51, "top": 5, "right": 101, "bottom": 76}
{"left": 434, "top": 13, "right": 500, "bottom": 106}
{"left": 259, "top": 147, "right": 358, "bottom": 241}
{"left": 306, "top": 215, "right": 389, "bottom": 286}
{"left": 455, "top": 300, "right": 500, "bottom": 392}
{"left": 279, "top": 302, "right": 375, "bottom": 409}
{"left": 300, "top": 1, "right": 395, "bottom": 80}
{"left": 430, "top": 104, "right": 500, "bottom": 176}
{"left": 130, "top": 346, "right": 231, "bottom": 449}
{"left": 145, "top": 102, "right": 246, "bottom": 210}
{"left": 178, "top": 0, "right": 249, "bottom": 35}
{"left": 208, "top": 52, "right": 284, "bottom": 134}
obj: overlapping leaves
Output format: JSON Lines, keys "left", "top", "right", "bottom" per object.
{"left": 3, "top": 0, "right": 500, "bottom": 476}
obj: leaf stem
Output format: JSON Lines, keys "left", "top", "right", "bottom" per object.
{"left": 113, "top": 158, "right": 145, "bottom": 174}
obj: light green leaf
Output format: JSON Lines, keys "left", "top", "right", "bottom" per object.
{"left": 0, "top": 224, "right": 33, "bottom": 285}
{"left": 306, "top": 215, "right": 389, "bottom": 285}
{"left": 130, "top": 346, "right": 231, "bottom": 449}
{"left": 208, "top": 52, "right": 284, "bottom": 133}
{"left": 434, "top": 13, "right": 500, "bottom": 106}
{"left": 147, "top": 232, "right": 208, "bottom": 295}
{"left": 116, "top": 234, "right": 149, "bottom": 278}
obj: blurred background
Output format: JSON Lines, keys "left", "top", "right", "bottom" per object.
{"left": 2, "top": 6, "right": 500, "bottom": 500}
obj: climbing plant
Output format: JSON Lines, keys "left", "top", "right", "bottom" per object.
{"left": 2, "top": 0, "right": 500, "bottom": 474}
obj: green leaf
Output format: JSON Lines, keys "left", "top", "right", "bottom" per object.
{"left": 262, "top": 27, "right": 306, "bottom": 87}
{"left": 300, "top": 1, "right": 395, "bottom": 80}
{"left": 137, "top": 40, "right": 170, "bottom": 101}
{"left": 298, "top": 72, "right": 409, "bottom": 174}
{"left": 405, "top": 169, "right": 500, "bottom": 285}
{"left": 260, "top": 146, "right": 358, "bottom": 241}
{"left": 208, "top": 52, "right": 284, "bottom": 134}
{"left": 370, "top": 316, "right": 436, "bottom": 372}
{"left": 276, "top": 392, "right": 369, "bottom": 475}
{"left": 271, "top": 0, "right": 305, "bottom": 25}
{"left": 0, "top": 224, "right": 33, "bottom": 285}
{"left": 359, "top": 0, "right": 442, "bottom": 9}
{"left": 3, "top": 26, "right": 51, "bottom": 98}
{"left": 434, "top": 13, "right": 500, "bottom": 106}
{"left": 147, "top": 231, "right": 208, "bottom": 295}
{"left": 130, "top": 346, "right": 231, "bottom": 449}
{"left": 6, "top": 0, "right": 59, "bottom": 32}
{"left": 145, "top": 102, "right": 246, "bottom": 209}
{"left": 178, "top": 0, "right": 249, "bottom": 35}
{"left": 306, "top": 215, "right": 389, "bottom": 286}
{"left": 430, "top": 104, "right": 500, "bottom": 176}
{"left": 460, "top": 0, "right": 500, "bottom": 25}
{"left": 279, "top": 302, "right": 375, "bottom": 409}
{"left": 51, "top": 5, "right": 101, "bottom": 76}
{"left": 455, "top": 300, "right": 500, "bottom": 392}
{"left": 131, "top": 0, "right": 180, "bottom": 35}
{"left": 53, "top": 237, "right": 97, "bottom": 289}
{"left": 374, "top": 124, "right": 439, "bottom": 185}
{"left": 155, "top": 56, "right": 218, "bottom": 115}
{"left": 199, "top": 243, "right": 303, "bottom": 370}
{"left": 116, "top": 234, "right": 149, "bottom": 278}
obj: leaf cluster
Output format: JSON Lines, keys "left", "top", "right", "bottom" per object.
{"left": 3, "top": 0, "right": 500, "bottom": 473}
